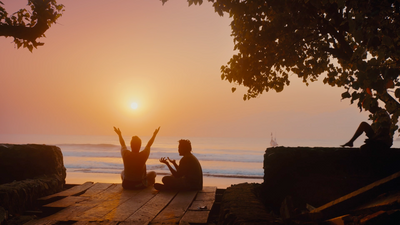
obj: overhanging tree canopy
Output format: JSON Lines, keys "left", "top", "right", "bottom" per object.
{"left": 165, "top": 0, "right": 400, "bottom": 136}
{"left": 0, "top": 0, "right": 64, "bottom": 51}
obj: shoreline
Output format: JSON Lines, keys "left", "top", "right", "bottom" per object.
{"left": 66, "top": 171, "right": 262, "bottom": 189}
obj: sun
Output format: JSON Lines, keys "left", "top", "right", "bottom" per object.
{"left": 130, "top": 102, "right": 139, "bottom": 110}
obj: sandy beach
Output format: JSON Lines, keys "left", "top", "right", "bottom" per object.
{"left": 66, "top": 171, "right": 262, "bottom": 189}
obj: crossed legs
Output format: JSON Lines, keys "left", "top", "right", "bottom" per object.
{"left": 120, "top": 170, "right": 157, "bottom": 187}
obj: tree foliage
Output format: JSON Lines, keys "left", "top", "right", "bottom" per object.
{"left": 164, "top": 0, "right": 400, "bottom": 136}
{"left": 0, "top": 0, "right": 64, "bottom": 52}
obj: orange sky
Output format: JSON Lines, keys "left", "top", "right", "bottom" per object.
{"left": 0, "top": 0, "right": 373, "bottom": 141}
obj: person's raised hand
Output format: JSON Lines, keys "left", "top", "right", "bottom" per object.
{"left": 114, "top": 127, "right": 122, "bottom": 135}
{"left": 160, "top": 157, "right": 168, "bottom": 164}
{"left": 154, "top": 127, "right": 161, "bottom": 136}
{"left": 167, "top": 157, "right": 176, "bottom": 164}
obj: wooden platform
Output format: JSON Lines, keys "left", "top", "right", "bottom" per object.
{"left": 25, "top": 182, "right": 217, "bottom": 225}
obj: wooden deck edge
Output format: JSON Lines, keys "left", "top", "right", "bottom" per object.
{"left": 29, "top": 183, "right": 222, "bottom": 224}
{"left": 38, "top": 182, "right": 95, "bottom": 205}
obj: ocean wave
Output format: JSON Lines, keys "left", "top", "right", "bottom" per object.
{"left": 66, "top": 167, "right": 263, "bottom": 179}
{"left": 61, "top": 142, "right": 264, "bottom": 178}
{"left": 60, "top": 147, "right": 263, "bottom": 163}
{"left": 62, "top": 153, "right": 263, "bottom": 163}
{"left": 58, "top": 144, "right": 120, "bottom": 151}
{"left": 64, "top": 160, "right": 263, "bottom": 178}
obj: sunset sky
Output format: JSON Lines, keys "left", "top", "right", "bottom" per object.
{"left": 0, "top": 0, "right": 377, "bottom": 143}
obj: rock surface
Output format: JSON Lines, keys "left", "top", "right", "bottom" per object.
{"left": 217, "top": 147, "right": 400, "bottom": 224}
{"left": 261, "top": 147, "right": 400, "bottom": 212}
{"left": 0, "top": 144, "right": 66, "bottom": 214}
{"left": 218, "top": 183, "right": 274, "bottom": 225}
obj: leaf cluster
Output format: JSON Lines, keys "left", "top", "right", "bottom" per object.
{"left": 0, "top": 0, "right": 64, "bottom": 52}
{"left": 163, "top": 0, "right": 400, "bottom": 136}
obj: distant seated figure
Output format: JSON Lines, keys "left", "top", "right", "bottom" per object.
{"left": 154, "top": 139, "right": 203, "bottom": 191}
{"left": 114, "top": 126, "right": 160, "bottom": 189}
{"left": 341, "top": 102, "right": 392, "bottom": 151}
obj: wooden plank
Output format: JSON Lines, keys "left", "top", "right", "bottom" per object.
{"left": 181, "top": 187, "right": 216, "bottom": 224}
{"left": 150, "top": 190, "right": 198, "bottom": 225}
{"left": 38, "top": 182, "right": 94, "bottom": 203}
{"left": 324, "top": 214, "right": 351, "bottom": 225}
{"left": 103, "top": 187, "right": 157, "bottom": 221}
{"left": 310, "top": 171, "right": 400, "bottom": 220}
{"left": 195, "top": 192, "right": 215, "bottom": 201}
{"left": 356, "top": 190, "right": 400, "bottom": 211}
{"left": 180, "top": 210, "right": 210, "bottom": 224}
{"left": 80, "top": 182, "right": 114, "bottom": 197}
{"left": 188, "top": 200, "right": 214, "bottom": 211}
{"left": 200, "top": 186, "right": 217, "bottom": 193}
{"left": 24, "top": 219, "right": 59, "bottom": 225}
{"left": 40, "top": 182, "right": 94, "bottom": 199}
{"left": 189, "top": 187, "right": 215, "bottom": 211}
{"left": 39, "top": 184, "right": 122, "bottom": 222}
{"left": 68, "top": 184, "right": 125, "bottom": 221}
{"left": 73, "top": 221, "right": 119, "bottom": 225}
{"left": 121, "top": 190, "right": 178, "bottom": 225}
{"left": 42, "top": 196, "right": 90, "bottom": 215}
{"left": 70, "top": 186, "right": 143, "bottom": 221}
{"left": 29, "top": 185, "right": 217, "bottom": 224}
{"left": 43, "top": 196, "right": 89, "bottom": 208}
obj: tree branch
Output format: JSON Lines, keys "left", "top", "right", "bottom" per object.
{"left": 0, "top": 22, "right": 48, "bottom": 42}
{"left": 0, "top": 0, "right": 63, "bottom": 48}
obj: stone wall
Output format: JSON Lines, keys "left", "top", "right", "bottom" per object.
{"left": 261, "top": 147, "right": 400, "bottom": 212}
{"left": 218, "top": 183, "right": 273, "bottom": 225}
{"left": 0, "top": 144, "right": 66, "bottom": 214}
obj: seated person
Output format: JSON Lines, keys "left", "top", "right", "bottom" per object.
{"left": 155, "top": 139, "right": 203, "bottom": 191}
{"left": 342, "top": 101, "right": 392, "bottom": 150}
{"left": 114, "top": 126, "right": 160, "bottom": 189}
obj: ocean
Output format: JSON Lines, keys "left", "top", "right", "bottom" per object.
{"left": 1, "top": 134, "right": 399, "bottom": 187}
{"left": 56, "top": 136, "right": 268, "bottom": 180}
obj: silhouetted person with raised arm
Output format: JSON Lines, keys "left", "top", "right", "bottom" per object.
{"left": 114, "top": 126, "right": 160, "bottom": 189}
{"left": 154, "top": 139, "right": 203, "bottom": 191}
{"left": 341, "top": 102, "right": 392, "bottom": 151}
